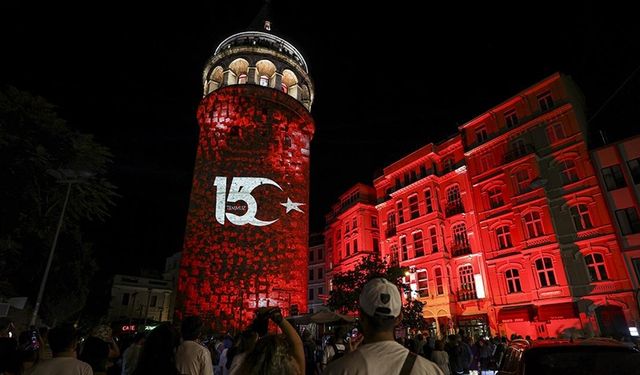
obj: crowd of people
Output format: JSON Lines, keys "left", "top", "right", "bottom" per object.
{"left": 3, "top": 277, "right": 640, "bottom": 375}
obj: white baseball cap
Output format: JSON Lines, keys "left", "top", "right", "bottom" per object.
{"left": 359, "top": 278, "right": 402, "bottom": 318}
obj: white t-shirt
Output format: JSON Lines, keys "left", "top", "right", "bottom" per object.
{"left": 323, "top": 340, "right": 444, "bottom": 375}
{"left": 30, "top": 357, "right": 93, "bottom": 375}
{"left": 175, "top": 340, "right": 214, "bottom": 375}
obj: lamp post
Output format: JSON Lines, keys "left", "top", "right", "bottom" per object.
{"left": 29, "top": 169, "right": 92, "bottom": 327}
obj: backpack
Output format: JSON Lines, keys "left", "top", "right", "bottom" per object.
{"left": 331, "top": 343, "right": 346, "bottom": 361}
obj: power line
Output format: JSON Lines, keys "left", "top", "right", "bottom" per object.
{"left": 588, "top": 62, "right": 640, "bottom": 124}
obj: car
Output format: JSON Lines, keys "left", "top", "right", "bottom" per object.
{"left": 497, "top": 338, "right": 640, "bottom": 375}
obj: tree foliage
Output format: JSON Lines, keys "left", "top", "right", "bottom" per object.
{"left": 401, "top": 299, "right": 429, "bottom": 331}
{"left": 0, "top": 86, "right": 117, "bottom": 324}
{"left": 327, "top": 254, "right": 406, "bottom": 315}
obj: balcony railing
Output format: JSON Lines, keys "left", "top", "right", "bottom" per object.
{"left": 451, "top": 243, "right": 471, "bottom": 257}
{"left": 457, "top": 289, "right": 478, "bottom": 301}
{"left": 445, "top": 202, "right": 465, "bottom": 217}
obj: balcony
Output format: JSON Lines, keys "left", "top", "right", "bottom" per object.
{"left": 457, "top": 289, "right": 478, "bottom": 301}
{"left": 445, "top": 202, "right": 465, "bottom": 217}
{"left": 451, "top": 242, "right": 471, "bottom": 257}
{"left": 504, "top": 144, "right": 535, "bottom": 163}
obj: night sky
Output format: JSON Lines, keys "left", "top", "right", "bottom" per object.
{"left": 2, "top": 1, "right": 639, "bottom": 276}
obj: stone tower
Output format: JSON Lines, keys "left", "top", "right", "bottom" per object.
{"left": 176, "top": 16, "right": 314, "bottom": 330}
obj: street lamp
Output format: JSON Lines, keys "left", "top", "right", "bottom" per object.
{"left": 29, "top": 169, "right": 93, "bottom": 327}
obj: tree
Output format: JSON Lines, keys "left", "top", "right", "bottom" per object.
{"left": 0, "top": 86, "right": 117, "bottom": 324}
{"left": 401, "top": 299, "right": 430, "bottom": 332}
{"left": 327, "top": 254, "right": 406, "bottom": 315}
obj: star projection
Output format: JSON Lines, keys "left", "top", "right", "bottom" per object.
{"left": 176, "top": 85, "right": 314, "bottom": 331}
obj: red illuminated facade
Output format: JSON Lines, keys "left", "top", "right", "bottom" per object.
{"left": 327, "top": 73, "right": 638, "bottom": 339}
{"left": 176, "top": 26, "right": 315, "bottom": 331}
{"left": 324, "top": 184, "right": 381, "bottom": 289}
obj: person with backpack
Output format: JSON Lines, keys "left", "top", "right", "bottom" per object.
{"left": 321, "top": 331, "right": 347, "bottom": 371}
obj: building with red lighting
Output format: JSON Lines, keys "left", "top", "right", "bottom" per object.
{"left": 176, "top": 17, "right": 315, "bottom": 330}
{"left": 592, "top": 135, "right": 640, "bottom": 323}
{"left": 308, "top": 233, "right": 326, "bottom": 313}
{"left": 327, "top": 73, "right": 638, "bottom": 339}
{"left": 324, "top": 184, "right": 381, "bottom": 291}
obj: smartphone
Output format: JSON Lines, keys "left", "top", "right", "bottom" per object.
{"left": 31, "top": 330, "right": 40, "bottom": 350}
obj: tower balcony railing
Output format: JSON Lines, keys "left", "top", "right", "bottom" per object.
{"left": 457, "top": 289, "right": 478, "bottom": 301}
{"left": 445, "top": 202, "right": 465, "bottom": 217}
{"left": 450, "top": 242, "right": 472, "bottom": 257}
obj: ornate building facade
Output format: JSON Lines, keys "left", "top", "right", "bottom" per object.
{"left": 328, "top": 73, "right": 639, "bottom": 339}
{"left": 176, "top": 19, "right": 315, "bottom": 330}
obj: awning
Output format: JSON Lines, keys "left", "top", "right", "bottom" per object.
{"left": 498, "top": 305, "right": 534, "bottom": 323}
{"left": 537, "top": 302, "right": 578, "bottom": 321}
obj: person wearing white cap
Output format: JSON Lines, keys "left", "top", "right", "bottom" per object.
{"left": 323, "top": 278, "right": 443, "bottom": 375}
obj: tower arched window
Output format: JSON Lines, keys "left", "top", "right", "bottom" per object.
{"left": 280, "top": 82, "right": 288, "bottom": 93}
{"left": 570, "top": 204, "right": 593, "bottom": 231}
{"left": 458, "top": 265, "right": 477, "bottom": 301}
{"left": 535, "top": 257, "right": 557, "bottom": 287}
{"left": 505, "top": 269, "right": 522, "bottom": 293}
{"left": 496, "top": 225, "right": 513, "bottom": 249}
{"left": 585, "top": 253, "right": 609, "bottom": 281}
{"left": 237, "top": 74, "right": 248, "bottom": 84}
{"left": 523, "top": 211, "right": 544, "bottom": 238}
{"left": 259, "top": 75, "right": 269, "bottom": 86}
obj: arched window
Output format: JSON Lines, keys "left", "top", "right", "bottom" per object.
{"left": 505, "top": 269, "right": 522, "bottom": 293}
{"left": 228, "top": 58, "right": 249, "bottom": 85}
{"left": 496, "top": 225, "right": 513, "bottom": 249}
{"left": 535, "top": 257, "right": 557, "bottom": 287}
{"left": 585, "top": 253, "right": 608, "bottom": 281}
{"left": 408, "top": 194, "right": 420, "bottom": 219}
{"left": 453, "top": 223, "right": 468, "bottom": 246}
{"left": 256, "top": 59, "right": 276, "bottom": 87}
{"left": 434, "top": 267, "right": 444, "bottom": 295}
{"left": 237, "top": 74, "right": 248, "bottom": 84}
{"left": 412, "top": 231, "right": 424, "bottom": 258}
{"left": 523, "top": 212, "right": 544, "bottom": 238}
{"left": 488, "top": 187, "right": 504, "bottom": 209}
{"left": 458, "top": 265, "right": 477, "bottom": 300}
{"left": 559, "top": 159, "right": 579, "bottom": 184}
{"left": 447, "top": 185, "right": 461, "bottom": 205}
{"left": 570, "top": 204, "right": 593, "bottom": 231}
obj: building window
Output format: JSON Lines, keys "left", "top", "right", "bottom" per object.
{"left": 371, "top": 216, "right": 378, "bottom": 228}
{"left": 616, "top": 207, "right": 640, "bottom": 235}
{"left": 310, "top": 250, "right": 315, "bottom": 262}
{"left": 514, "top": 169, "right": 531, "bottom": 194}
{"left": 318, "top": 287, "right": 324, "bottom": 296}
{"left": 475, "top": 127, "right": 488, "bottom": 143}
{"left": 353, "top": 239, "right": 358, "bottom": 253}
{"left": 453, "top": 223, "right": 469, "bottom": 247}
{"left": 408, "top": 195, "right": 420, "bottom": 219}
{"left": 390, "top": 244, "right": 399, "bottom": 265}
{"left": 413, "top": 231, "right": 425, "bottom": 258}
{"left": 628, "top": 158, "right": 640, "bottom": 184}
{"left": 122, "top": 293, "right": 130, "bottom": 306}
{"left": 238, "top": 74, "right": 248, "bottom": 84}
{"left": 488, "top": 187, "right": 504, "bottom": 209}
{"left": 505, "top": 269, "right": 522, "bottom": 293}
{"left": 435, "top": 267, "right": 444, "bottom": 295}
{"left": 570, "top": 204, "right": 594, "bottom": 231}
{"left": 387, "top": 212, "right": 396, "bottom": 230}
{"left": 309, "top": 269, "right": 314, "bottom": 281}
{"left": 345, "top": 222, "right": 350, "bottom": 234}
{"left": 317, "top": 268, "right": 323, "bottom": 279}
{"left": 523, "top": 211, "right": 544, "bottom": 238}
{"left": 396, "top": 201, "right": 405, "bottom": 224}
{"left": 602, "top": 165, "right": 626, "bottom": 191}
{"left": 280, "top": 82, "right": 288, "bottom": 93}
{"left": 259, "top": 75, "right": 269, "bottom": 86}
{"left": 318, "top": 248, "right": 323, "bottom": 260}
{"left": 535, "top": 257, "right": 557, "bottom": 287}
{"left": 353, "top": 218, "right": 357, "bottom": 229}
{"left": 446, "top": 185, "right": 463, "bottom": 216}
{"left": 585, "top": 253, "right": 608, "bottom": 281}
{"left": 150, "top": 295, "right": 157, "bottom": 307}
{"left": 558, "top": 159, "right": 579, "bottom": 185}
{"left": 479, "top": 154, "right": 493, "bottom": 173}
{"left": 425, "top": 189, "right": 433, "bottom": 213}
{"left": 399, "top": 236, "right": 408, "bottom": 261}
{"left": 459, "top": 265, "right": 477, "bottom": 300}
{"left": 496, "top": 225, "right": 513, "bottom": 249}
{"left": 417, "top": 270, "right": 429, "bottom": 297}
{"left": 309, "top": 288, "right": 314, "bottom": 301}
{"left": 546, "top": 122, "right": 566, "bottom": 143}
{"left": 429, "top": 227, "right": 438, "bottom": 253}
{"left": 443, "top": 156, "right": 455, "bottom": 172}
{"left": 345, "top": 243, "right": 350, "bottom": 256}
{"left": 373, "top": 238, "right": 379, "bottom": 253}
{"left": 537, "top": 91, "right": 554, "bottom": 112}
{"left": 505, "top": 109, "right": 518, "bottom": 128}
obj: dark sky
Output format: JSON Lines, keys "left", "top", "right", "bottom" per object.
{"left": 2, "top": 1, "right": 639, "bottom": 276}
